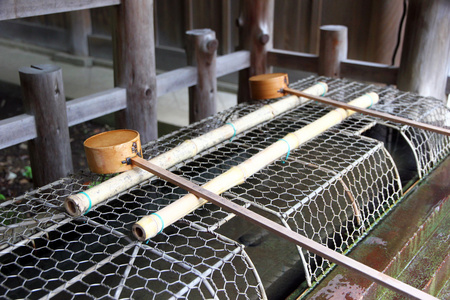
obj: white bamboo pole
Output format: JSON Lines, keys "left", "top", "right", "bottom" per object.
{"left": 133, "top": 92, "right": 379, "bottom": 240}
{"left": 65, "top": 83, "right": 328, "bottom": 216}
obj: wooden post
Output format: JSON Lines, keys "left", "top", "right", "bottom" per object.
{"left": 19, "top": 64, "right": 73, "bottom": 187}
{"left": 366, "top": 0, "right": 404, "bottom": 65}
{"left": 237, "top": 0, "right": 274, "bottom": 103}
{"left": 397, "top": 0, "right": 450, "bottom": 101}
{"left": 113, "top": 0, "right": 157, "bottom": 143}
{"left": 186, "top": 29, "right": 218, "bottom": 124}
{"left": 68, "top": 9, "right": 92, "bottom": 56}
{"left": 309, "top": 0, "right": 323, "bottom": 54}
{"left": 318, "top": 25, "right": 348, "bottom": 77}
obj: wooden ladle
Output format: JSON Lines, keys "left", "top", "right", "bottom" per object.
{"left": 249, "top": 73, "right": 450, "bottom": 136}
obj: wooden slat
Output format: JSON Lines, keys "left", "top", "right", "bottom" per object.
{"left": 157, "top": 50, "right": 250, "bottom": 97}
{"left": 341, "top": 59, "right": 398, "bottom": 85}
{"left": 268, "top": 49, "right": 401, "bottom": 86}
{"left": 0, "top": 0, "right": 120, "bottom": 21}
{"left": 267, "top": 49, "right": 318, "bottom": 73}
{"left": 156, "top": 66, "right": 197, "bottom": 97}
{"left": 216, "top": 50, "right": 250, "bottom": 77}
{"left": 0, "top": 49, "right": 249, "bottom": 149}
{"left": 66, "top": 87, "right": 126, "bottom": 126}
{"left": 0, "top": 88, "right": 126, "bottom": 150}
{"left": 0, "top": 114, "right": 36, "bottom": 149}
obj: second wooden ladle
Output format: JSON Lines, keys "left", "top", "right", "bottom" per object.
{"left": 249, "top": 73, "right": 450, "bottom": 136}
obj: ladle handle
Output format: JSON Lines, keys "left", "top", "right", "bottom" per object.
{"left": 284, "top": 87, "right": 450, "bottom": 136}
{"left": 130, "top": 156, "right": 436, "bottom": 300}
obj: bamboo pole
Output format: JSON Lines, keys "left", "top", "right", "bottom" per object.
{"left": 133, "top": 92, "right": 379, "bottom": 240}
{"left": 65, "top": 83, "right": 328, "bottom": 216}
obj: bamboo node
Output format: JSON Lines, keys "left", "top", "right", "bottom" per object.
{"left": 183, "top": 139, "right": 199, "bottom": 156}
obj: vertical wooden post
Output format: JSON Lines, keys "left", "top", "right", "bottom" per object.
{"left": 309, "top": 0, "right": 323, "bottom": 54}
{"left": 69, "top": 9, "right": 92, "bottom": 56}
{"left": 237, "top": 0, "right": 274, "bottom": 103}
{"left": 113, "top": 0, "right": 158, "bottom": 143}
{"left": 366, "top": 0, "right": 404, "bottom": 65}
{"left": 318, "top": 25, "right": 348, "bottom": 77}
{"left": 186, "top": 29, "right": 218, "bottom": 124}
{"left": 19, "top": 64, "right": 73, "bottom": 187}
{"left": 397, "top": 0, "right": 450, "bottom": 101}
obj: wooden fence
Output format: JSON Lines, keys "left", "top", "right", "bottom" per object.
{"left": 0, "top": 0, "right": 449, "bottom": 186}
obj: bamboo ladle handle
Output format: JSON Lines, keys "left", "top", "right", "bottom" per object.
{"left": 249, "top": 73, "right": 450, "bottom": 136}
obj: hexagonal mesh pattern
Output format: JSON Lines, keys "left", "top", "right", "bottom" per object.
{"left": 1, "top": 77, "right": 449, "bottom": 299}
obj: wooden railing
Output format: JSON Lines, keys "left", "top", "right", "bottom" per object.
{"left": 0, "top": 0, "right": 448, "bottom": 186}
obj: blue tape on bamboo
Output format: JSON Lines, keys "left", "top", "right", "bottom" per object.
{"left": 279, "top": 139, "right": 291, "bottom": 163}
{"left": 152, "top": 213, "right": 165, "bottom": 234}
{"left": 318, "top": 82, "right": 327, "bottom": 96}
{"left": 366, "top": 93, "right": 375, "bottom": 108}
{"left": 226, "top": 123, "right": 237, "bottom": 141}
{"left": 81, "top": 192, "right": 92, "bottom": 215}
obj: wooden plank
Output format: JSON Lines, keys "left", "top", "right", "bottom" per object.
{"left": 19, "top": 64, "right": 73, "bottom": 186}
{"left": 0, "top": 114, "right": 36, "bottom": 149}
{"left": 66, "top": 88, "right": 126, "bottom": 126}
{"left": 156, "top": 66, "right": 197, "bottom": 97}
{"left": 0, "top": 0, "right": 120, "bottom": 21}
{"left": 0, "top": 88, "right": 126, "bottom": 150}
{"left": 221, "top": 0, "right": 233, "bottom": 54}
{"left": 216, "top": 50, "right": 250, "bottom": 77}
{"left": 267, "top": 49, "right": 318, "bottom": 73}
{"left": 0, "top": 20, "right": 69, "bottom": 52}
{"left": 157, "top": 51, "right": 250, "bottom": 97}
{"left": 309, "top": 0, "right": 323, "bottom": 54}
{"left": 397, "top": 0, "right": 450, "bottom": 101}
{"left": 341, "top": 59, "right": 398, "bottom": 85}
{"left": 131, "top": 156, "right": 438, "bottom": 300}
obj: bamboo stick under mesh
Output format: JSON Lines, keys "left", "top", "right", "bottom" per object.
{"left": 133, "top": 92, "right": 379, "bottom": 240}
{"left": 65, "top": 83, "right": 328, "bottom": 216}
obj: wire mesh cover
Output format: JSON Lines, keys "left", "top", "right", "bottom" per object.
{"left": 0, "top": 77, "right": 449, "bottom": 299}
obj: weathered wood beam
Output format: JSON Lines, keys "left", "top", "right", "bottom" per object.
{"left": 113, "top": 0, "right": 157, "bottom": 143}
{"left": 186, "top": 29, "right": 218, "bottom": 124}
{"left": 267, "top": 49, "right": 318, "bottom": 73}
{"left": 66, "top": 87, "right": 126, "bottom": 126}
{"left": 19, "top": 64, "right": 73, "bottom": 187}
{"left": 0, "top": 88, "right": 126, "bottom": 150}
{"left": 0, "top": 0, "right": 120, "bottom": 21}
{"left": 397, "top": 0, "right": 450, "bottom": 101}
{"left": 341, "top": 59, "right": 398, "bottom": 85}
{"left": 237, "top": 0, "right": 274, "bottom": 103}
{"left": 0, "top": 114, "right": 36, "bottom": 150}
{"left": 0, "top": 49, "right": 249, "bottom": 151}
{"left": 157, "top": 50, "right": 250, "bottom": 97}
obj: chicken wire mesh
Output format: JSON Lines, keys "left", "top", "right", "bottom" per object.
{"left": 0, "top": 76, "right": 449, "bottom": 299}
